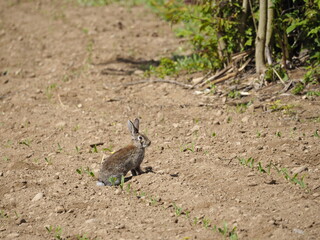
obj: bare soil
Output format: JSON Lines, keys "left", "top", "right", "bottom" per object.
{"left": 0, "top": 1, "right": 320, "bottom": 239}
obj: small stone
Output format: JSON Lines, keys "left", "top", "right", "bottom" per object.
{"left": 85, "top": 218, "right": 96, "bottom": 224}
{"left": 115, "top": 224, "right": 125, "bottom": 229}
{"left": 172, "top": 123, "right": 180, "bottom": 128}
{"left": 55, "top": 121, "right": 67, "bottom": 128}
{"left": 55, "top": 205, "right": 65, "bottom": 213}
{"left": 241, "top": 116, "right": 249, "bottom": 123}
{"left": 6, "top": 233, "right": 20, "bottom": 238}
{"left": 190, "top": 158, "right": 196, "bottom": 163}
{"left": 291, "top": 165, "right": 308, "bottom": 175}
{"left": 293, "top": 228, "right": 304, "bottom": 235}
{"left": 114, "top": 189, "right": 121, "bottom": 195}
{"left": 32, "top": 192, "right": 44, "bottom": 202}
{"left": 215, "top": 110, "right": 223, "bottom": 117}
{"left": 16, "top": 218, "right": 26, "bottom": 225}
{"left": 190, "top": 125, "right": 200, "bottom": 133}
{"left": 0, "top": 172, "right": 3, "bottom": 177}
{"left": 77, "top": 103, "right": 82, "bottom": 108}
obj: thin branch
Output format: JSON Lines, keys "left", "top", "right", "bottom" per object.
{"left": 120, "top": 79, "right": 192, "bottom": 89}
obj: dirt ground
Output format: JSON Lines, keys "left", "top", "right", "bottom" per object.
{"left": 0, "top": 1, "right": 320, "bottom": 239}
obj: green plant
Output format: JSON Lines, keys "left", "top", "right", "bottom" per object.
{"left": 217, "top": 222, "right": 238, "bottom": 240}
{"left": 45, "top": 83, "right": 58, "bottom": 100}
{"left": 108, "top": 176, "right": 117, "bottom": 186}
{"left": 19, "top": 139, "right": 31, "bottom": 147}
{"left": 0, "top": 210, "right": 8, "bottom": 218}
{"left": 76, "top": 167, "right": 95, "bottom": 177}
{"left": 180, "top": 143, "right": 195, "bottom": 152}
{"left": 228, "top": 90, "right": 241, "bottom": 99}
{"left": 57, "top": 143, "right": 63, "bottom": 153}
{"left": 3, "top": 156, "right": 10, "bottom": 162}
{"left": 173, "top": 203, "right": 183, "bottom": 216}
{"left": 90, "top": 145, "right": 98, "bottom": 153}
{"left": 119, "top": 175, "right": 125, "bottom": 190}
{"left": 275, "top": 131, "right": 281, "bottom": 137}
{"left": 292, "top": 82, "right": 305, "bottom": 95}
{"left": 306, "top": 91, "right": 320, "bottom": 97}
{"left": 44, "top": 157, "right": 52, "bottom": 165}
{"left": 238, "top": 157, "right": 255, "bottom": 168}
{"left": 202, "top": 218, "right": 211, "bottom": 229}
{"left": 313, "top": 129, "right": 320, "bottom": 138}
{"left": 46, "top": 225, "right": 63, "bottom": 240}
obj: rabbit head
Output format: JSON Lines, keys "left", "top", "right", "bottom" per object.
{"left": 128, "top": 118, "right": 151, "bottom": 148}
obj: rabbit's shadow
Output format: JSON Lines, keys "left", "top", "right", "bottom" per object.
{"left": 124, "top": 166, "right": 153, "bottom": 182}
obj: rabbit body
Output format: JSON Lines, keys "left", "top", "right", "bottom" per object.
{"left": 97, "top": 119, "right": 150, "bottom": 186}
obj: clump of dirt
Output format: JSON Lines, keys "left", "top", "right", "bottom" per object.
{"left": 0, "top": 1, "right": 319, "bottom": 239}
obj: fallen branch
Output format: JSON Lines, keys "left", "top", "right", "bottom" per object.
{"left": 189, "top": 70, "right": 213, "bottom": 89}
{"left": 199, "top": 66, "right": 233, "bottom": 87}
{"left": 115, "top": 79, "right": 192, "bottom": 89}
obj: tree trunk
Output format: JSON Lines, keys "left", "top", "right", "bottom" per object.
{"left": 239, "top": 0, "right": 249, "bottom": 50}
{"left": 265, "top": 0, "right": 274, "bottom": 65}
{"left": 255, "top": 0, "right": 267, "bottom": 76}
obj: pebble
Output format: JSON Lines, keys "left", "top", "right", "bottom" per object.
{"left": 0, "top": 172, "right": 3, "bottom": 177}
{"left": 190, "top": 125, "right": 200, "bottom": 133}
{"left": 291, "top": 165, "right": 308, "bottom": 175}
{"left": 85, "top": 218, "right": 96, "bottom": 224}
{"left": 115, "top": 224, "right": 125, "bottom": 229}
{"left": 6, "top": 233, "right": 20, "bottom": 239}
{"left": 241, "top": 116, "right": 249, "bottom": 123}
{"left": 16, "top": 218, "right": 26, "bottom": 225}
{"left": 55, "top": 205, "right": 65, "bottom": 213}
{"left": 32, "top": 192, "right": 44, "bottom": 202}
{"left": 114, "top": 189, "right": 121, "bottom": 195}
{"left": 293, "top": 228, "right": 304, "bottom": 234}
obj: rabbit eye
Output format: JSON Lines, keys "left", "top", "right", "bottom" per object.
{"left": 138, "top": 136, "right": 143, "bottom": 141}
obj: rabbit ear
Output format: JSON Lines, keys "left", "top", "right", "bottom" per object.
{"left": 133, "top": 118, "right": 139, "bottom": 131}
{"left": 128, "top": 120, "right": 138, "bottom": 136}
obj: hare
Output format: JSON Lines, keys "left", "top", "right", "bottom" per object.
{"left": 97, "top": 118, "right": 151, "bottom": 186}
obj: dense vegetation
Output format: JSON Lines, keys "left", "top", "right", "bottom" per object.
{"left": 78, "top": 0, "right": 320, "bottom": 92}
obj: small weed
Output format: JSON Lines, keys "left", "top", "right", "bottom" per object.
{"left": 4, "top": 140, "right": 13, "bottom": 148}
{"left": 180, "top": 143, "right": 195, "bottom": 153}
{"left": 257, "top": 162, "right": 266, "bottom": 173}
{"left": 0, "top": 210, "right": 8, "bottom": 218}
{"left": 275, "top": 131, "right": 281, "bottom": 137}
{"left": 3, "top": 156, "right": 10, "bottom": 162}
{"left": 73, "top": 125, "right": 80, "bottom": 132}
{"left": 256, "top": 131, "right": 261, "bottom": 138}
{"left": 228, "top": 90, "right": 241, "bottom": 99}
{"left": 313, "top": 129, "right": 320, "bottom": 138}
{"left": 102, "top": 146, "right": 114, "bottom": 153}
{"left": 76, "top": 167, "right": 95, "bottom": 178}
{"left": 44, "top": 157, "right": 52, "bottom": 165}
{"left": 90, "top": 145, "right": 98, "bottom": 153}
{"left": 211, "top": 132, "right": 216, "bottom": 137}
{"left": 238, "top": 157, "right": 254, "bottom": 168}
{"left": 227, "top": 116, "right": 232, "bottom": 123}
{"left": 126, "top": 183, "right": 131, "bottom": 193}
{"left": 217, "top": 222, "right": 238, "bottom": 240}
{"left": 57, "top": 143, "right": 62, "bottom": 153}
{"left": 193, "top": 217, "right": 199, "bottom": 225}
{"left": 202, "top": 218, "right": 211, "bottom": 229}
{"left": 235, "top": 102, "right": 252, "bottom": 113}
{"left": 173, "top": 203, "right": 183, "bottom": 216}
{"left": 306, "top": 91, "right": 320, "bottom": 97}
{"left": 46, "top": 225, "right": 63, "bottom": 240}
{"left": 75, "top": 146, "right": 81, "bottom": 154}
{"left": 108, "top": 176, "right": 117, "bottom": 186}
{"left": 45, "top": 83, "right": 58, "bottom": 100}
{"left": 291, "top": 82, "right": 305, "bottom": 95}
{"left": 119, "top": 175, "right": 125, "bottom": 190}
{"left": 19, "top": 139, "right": 31, "bottom": 147}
